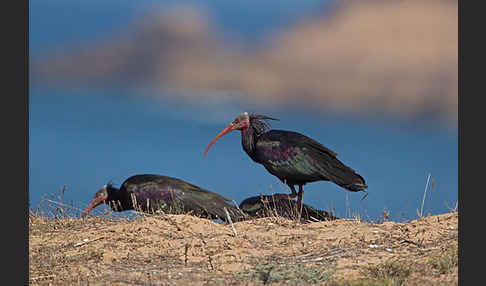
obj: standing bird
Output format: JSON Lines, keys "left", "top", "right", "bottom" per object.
{"left": 203, "top": 112, "right": 367, "bottom": 217}
{"left": 81, "top": 174, "right": 242, "bottom": 222}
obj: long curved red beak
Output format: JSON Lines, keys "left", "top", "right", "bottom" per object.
{"left": 81, "top": 196, "right": 107, "bottom": 218}
{"left": 203, "top": 123, "right": 234, "bottom": 157}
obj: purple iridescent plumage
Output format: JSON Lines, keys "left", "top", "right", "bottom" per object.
{"left": 83, "top": 174, "right": 242, "bottom": 222}
{"left": 133, "top": 188, "right": 179, "bottom": 204}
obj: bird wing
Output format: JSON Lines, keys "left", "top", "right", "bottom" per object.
{"left": 254, "top": 131, "right": 333, "bottom": 181}
{"left": 280, "top": 130, "right": 338, "bottom": 158}
{"left": 255, "top": 131, "right": 366, "bottom": 190}
{"left": 123, "top": 174, "right": 242, "bottom": 221}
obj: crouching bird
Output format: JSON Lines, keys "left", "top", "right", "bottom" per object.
{"left": 81, "top": 174, "right": 241, "bottom": 222}
{"left": 203, "top": 112, "right": 368, "bottom": 218}
{"left": 239, "top": 194, "right": 339, "bottom": 222}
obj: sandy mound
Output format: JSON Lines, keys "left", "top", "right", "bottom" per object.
{"left": 29, "top": 212, "right": 458, "bottom": 285}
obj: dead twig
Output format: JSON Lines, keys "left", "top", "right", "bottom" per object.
{"left": 208, "top": 255, "right": 214, "bottom": 271}
{"left": 400, "top": 239, "right": 425, "bottom": 248}
{"left": 30, "top": 274, "right": 56, "bottom": 281}
{"left": 419, "top": 173, "right": 431, "bottom": 218}
{"left": 74, "top": 236, "right": 104, "bottom": 247}
{"left": 295, "top": 248, "right": 347, "bottom": 263}
{"left": 224, "top": 207, "right": 238, "bottom": 238}
{"left": 161, "top": 216, "right": 182, "bottom": 232}
{"left": 44, "top": 199, "right": 85, "bottom": 214}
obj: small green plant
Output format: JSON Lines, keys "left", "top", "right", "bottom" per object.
{"left": 428, "top": 244, "right": 458, "bottom": 274}
{"left": 236, "top": 262, "right": 335, "bottom": 284}
{"left": 329, "top": 279, "right": 405, "bottom": 286}
{"left": 362, "top": 259, "right": 411, "bottom": 286}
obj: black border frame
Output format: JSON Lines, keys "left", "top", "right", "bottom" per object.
{"left": 8, "top": 0, "right": 29, "bottom": 284}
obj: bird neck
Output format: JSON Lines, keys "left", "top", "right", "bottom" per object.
{"left": 241, "top": 127, "right": 258, "bottom": 161}
{"left": 107, "top": 188, "right": 133, "bottom": 212}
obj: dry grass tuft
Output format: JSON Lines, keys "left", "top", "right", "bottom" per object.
{"left": 428, "top": 243, "right": 458, "bottom": 275}
{"left": 362, "top": 259, "right": 411, "bottom": 285}
{"left": 236, "top": 260, "right": 335, "bottom": 284}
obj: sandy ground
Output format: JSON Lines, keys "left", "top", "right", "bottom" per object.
{"left": 29, "top": 211, "right": 458, "bottom": 285}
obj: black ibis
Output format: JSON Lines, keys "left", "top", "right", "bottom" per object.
{"left": 239, "top": 194, "right": 338, "bottom": 222}
{"left": 203, "top": 112, "right": 368, "bottom": 216}
{"left": 81, "top": 174, "right": 242, "bottom": 222}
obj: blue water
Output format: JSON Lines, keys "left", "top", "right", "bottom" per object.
{"left": 29, "top": 86, "right": 457, "bottom": 221}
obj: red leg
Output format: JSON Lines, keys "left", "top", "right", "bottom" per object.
{"left": 296, "top": 185, "right": 304, "bottom": 220}
{"left": 289, "top": 185, "right": 298, "bottom": 198}
{"left": 272, "top": 185, "right": 298, "bottom": 200}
